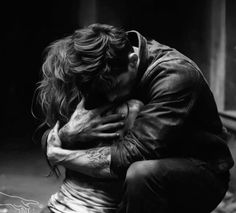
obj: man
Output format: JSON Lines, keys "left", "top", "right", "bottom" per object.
{"left": 40, "top": 23, "right": 234, "bottom": 213}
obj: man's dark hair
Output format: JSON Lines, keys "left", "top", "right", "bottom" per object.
{"left": 37, "top": 23, "right": 133, "bottom": 127}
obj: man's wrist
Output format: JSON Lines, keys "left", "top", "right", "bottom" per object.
{"left": 59, "top": 128, "right": 84, "bottom": 149}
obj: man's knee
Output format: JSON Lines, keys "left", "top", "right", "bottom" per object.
{"left": 123, "top": 159, "right": 172, "bottom": 204}
{"left": 125, "top": 160, "right": 167, "bottom": 188}
{"left": 126, "top": 161, "right": 147, "bottom": 185}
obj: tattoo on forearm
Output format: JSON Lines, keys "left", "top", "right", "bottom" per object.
{"left": 62, "top": 146, "right": 112, "bottom": 178}
{"left": 85, "top": 147, "right": 110, "bottom": 167}
{"left": 85, "top": 146, "right": 111, "bottom": 177}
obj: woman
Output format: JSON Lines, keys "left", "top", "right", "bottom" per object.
{"left": 37, "top": 25, "right": 143, "bottom": 213}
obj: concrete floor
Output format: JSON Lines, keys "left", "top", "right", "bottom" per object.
{"left": 0, "top": 144, "right": 64, "bottom": 213}
{"left": 0, "top": 139, "right": 235, "bottom": 213}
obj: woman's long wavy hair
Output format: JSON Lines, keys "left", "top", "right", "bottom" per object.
{"left": 34, "top": 24, "right": 133, "bottom": 177}
{"left": 36, "top": 23, "right": 133, "bottom": 129}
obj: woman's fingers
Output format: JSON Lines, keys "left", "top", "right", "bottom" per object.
{"left": 76, "top": 97, "right": 85, "bottom": 109}
{"left": 48, "top": 121, "right": 61, "bottom": 147}
{"left": 53, "top": 121, "right": 60, "bottom": 133}
{"left": 95, "top": 122, "right": 125, "bottom": 132}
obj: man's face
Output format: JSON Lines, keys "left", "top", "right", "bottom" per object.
{"left": 106, "top": 53, "right": 139, "bottom": 103}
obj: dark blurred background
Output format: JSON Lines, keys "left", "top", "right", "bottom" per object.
{"left": 1, "top": 0, "right": 212, "bottom": 146}
{"left": 1, "top": 0, "right": 236, "bottom": 211}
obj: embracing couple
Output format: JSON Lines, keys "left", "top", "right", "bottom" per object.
{"left": 37, "top": 23, "right": 234, "bottom": 213}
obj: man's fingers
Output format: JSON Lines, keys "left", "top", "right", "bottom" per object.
{"left": 95, "top": 122, "right": 125, "bottom": 132}
{"left": 101, "top": 114, "right": 126, "bottom": 124}
{"left": 92, "top": 132, "right": 120, "bottom": 140}
{"left": 94, "top": 104, "right": 113, "bottom": 115}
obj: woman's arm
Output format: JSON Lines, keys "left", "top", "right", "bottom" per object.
{"left": 47, "top": 143, "right": 114, "bottom": 178}
{"left": 46, "top": 100, "right": 143, "bottom": 178}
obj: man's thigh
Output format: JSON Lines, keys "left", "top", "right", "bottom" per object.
{"left": 125, "top": 158, "right": 229, "bottom": 213}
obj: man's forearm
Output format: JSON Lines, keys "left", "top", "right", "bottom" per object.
{"left": 48, "top": 145, "right": 117, "bottom": 179}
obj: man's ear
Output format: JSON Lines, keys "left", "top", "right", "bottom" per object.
{"left": 128, "top": 53, "right": 139, "bottom": 68}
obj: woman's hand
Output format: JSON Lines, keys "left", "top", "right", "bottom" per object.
{"left": 47, "top": 121, "right": 63, "bottom": 165}
{"left": 47, "top": 121, "right": 61, "bottom": 147}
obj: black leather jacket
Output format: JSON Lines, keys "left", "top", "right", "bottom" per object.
{"left": 110, "top": 31, "right": 234, "bottom": 177}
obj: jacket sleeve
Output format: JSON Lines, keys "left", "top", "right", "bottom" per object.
{"left": 110, "top": 59, "right": 202, "bottom": 177}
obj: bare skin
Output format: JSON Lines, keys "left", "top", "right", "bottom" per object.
{"left": 47, "top": 99, "right": 143, "bottom": 178}
{"left": 47, "top": 53, "right": 141, "bottom": 178}
{"left": 58, "top": 98, "right": 126, "bottom": 148}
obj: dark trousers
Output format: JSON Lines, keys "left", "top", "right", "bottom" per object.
{"left": 41, "top": 158, "right": 229, "bottom": 213}
{"left": 117, "top": 158, "right": 229, "bottom": 213}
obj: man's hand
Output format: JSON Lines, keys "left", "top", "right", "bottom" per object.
{"left": 45, "top": 99, "right": 144, "bottom": 178}
{"left": 46, "top": 121, "right": 115, "bottom": 178}
{"left": 59, "top": 98, "right": 125, "bottom": 146}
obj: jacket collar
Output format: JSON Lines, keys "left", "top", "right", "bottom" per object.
{"left": 127, "top": 30, "right": 149, "bottom": 81}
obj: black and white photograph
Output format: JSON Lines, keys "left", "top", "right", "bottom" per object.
{"left": 1, "top": 1, "right": 236, "bottom": 213}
